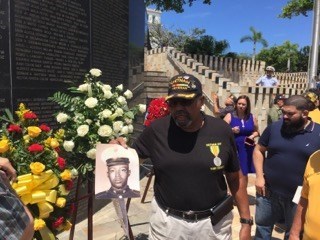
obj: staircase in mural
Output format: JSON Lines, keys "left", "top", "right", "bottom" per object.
{"left": 142, "top": 47, "right": 309, "bottom": 131}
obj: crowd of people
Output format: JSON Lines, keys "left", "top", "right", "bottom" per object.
{"left": 3, "top": 68, "right": 320, "bottom": 239}
{"left": 209, "top": 66, "right": 320, "bottom": 239}
{"left": 111, "top": 71, "right": 320, "bottom": 239}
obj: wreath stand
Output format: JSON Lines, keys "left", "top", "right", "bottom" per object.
{"left": 69, "top": 176, "right": 134, "bottom": 240}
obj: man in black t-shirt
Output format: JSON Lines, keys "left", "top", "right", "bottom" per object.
{"left": 111, "top": 74, "right": 252, "bottom": 239}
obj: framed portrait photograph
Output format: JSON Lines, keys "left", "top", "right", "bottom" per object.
{"left": 95, "top": 144, "right": 140, "bottom": 199}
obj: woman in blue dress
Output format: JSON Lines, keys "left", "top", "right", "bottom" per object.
{"left": 224, "top": 95, "right": 259, "bottom": 187}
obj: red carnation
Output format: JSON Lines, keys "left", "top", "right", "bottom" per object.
{"left": 7, "top": 124, "right": 22, "bottom": 133}
{"left": 144, "top": 98, "right": 170, "bottom": 127}
{"left": 23, "top": 111, "right": 37, "bottom": 119}
{"left": 65, "top": 180, "right": 73, "bottom": 191}
{"left": 39, "top": 124, "right": 51, "bottom": 132}
{"left": 28, "top": 143, "right": 44, "bottom": 153}
{"left": 57, "top": 156, "right": 66, "bottom": 170}
{"left": 52, "top": 216, "right": 64, "bottom": 229}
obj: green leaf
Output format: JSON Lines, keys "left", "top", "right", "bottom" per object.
{"left": 0, "top": 108, "right": 14, "bottom": 122}
{"left": 48, "top": 92, "right": 75, "bottom": 109}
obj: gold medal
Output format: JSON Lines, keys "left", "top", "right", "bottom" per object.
{"left": 210, "top": 145, "right": 220, "bottom": 157}
{"left": 210, "top": 145, "right": 221, "bottom": 166}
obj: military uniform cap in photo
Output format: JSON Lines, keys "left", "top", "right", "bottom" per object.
{"left": 166, "top": 74, "right": 202, "bottom": 100}
{"left": 106, "top": 157, "right": 130, "bottom": 166}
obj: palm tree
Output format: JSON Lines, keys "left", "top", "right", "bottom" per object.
{"left": 240, "top": 26, "right": 268, "bottom": 62}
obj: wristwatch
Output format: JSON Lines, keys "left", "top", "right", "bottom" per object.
{"left": 240, "top": 217, "right": 254, "bottom": 225}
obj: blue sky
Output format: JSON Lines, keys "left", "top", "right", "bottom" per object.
{"left": 158, "top": 0, "right": 313, "bottom": 55}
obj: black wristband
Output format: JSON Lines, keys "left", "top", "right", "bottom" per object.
{"left": 240, "top": 217, "right": 254, "bottom": 225}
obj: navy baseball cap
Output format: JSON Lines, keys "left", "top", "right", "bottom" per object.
{"left": 166, "top": 74, "right": 202, "bottom": 100}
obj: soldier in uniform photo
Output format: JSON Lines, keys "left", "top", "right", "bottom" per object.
{"left": 96, "top": 157, "right": 140, "bottom": 199}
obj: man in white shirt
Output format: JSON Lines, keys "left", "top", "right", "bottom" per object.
{"left": 256, "top": 66, "right": 279, "bottom": 87}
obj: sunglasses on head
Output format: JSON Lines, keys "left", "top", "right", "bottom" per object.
{"left": 167, "top": 97, "right": 198, "bottom": 107}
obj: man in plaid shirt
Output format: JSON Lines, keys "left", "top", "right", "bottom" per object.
{"left": 0, "top": 157, "right": 34, "bottom": 240}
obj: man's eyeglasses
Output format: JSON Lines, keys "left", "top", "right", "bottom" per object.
{"left": 167, "top": 98, "right": 197, "bottom": 107}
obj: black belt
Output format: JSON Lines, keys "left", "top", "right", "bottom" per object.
{"left": 156, "top": 199, "right": 212, "bottom": 221}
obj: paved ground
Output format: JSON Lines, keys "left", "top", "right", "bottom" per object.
{"left": 57, "top": 174, "right": 285, "bottom": 240}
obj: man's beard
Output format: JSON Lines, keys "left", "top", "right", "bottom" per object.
{"left": 172, "top": 110, "right": 192, "bottom": 128}
{"left": 281, "top": 117, "right": 305, "bottom": 136}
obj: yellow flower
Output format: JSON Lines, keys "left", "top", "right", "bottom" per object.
{"left": 15, "top": 103, "right": 27, "bottom": 120}
{"left": 50, "top": 138, "right": 59, "bottom": 148}
{"left": 60, "top": 170, "right": 72, "bottom": 181}
{"left": 58, "top": 184, "right": 70, "bottom": 196}
{"left": 45, "top": 137, "right": 60, "bottom": 149}
{"left": 0, "top": 139, "right": 9, "bottom": 153}
{"left": 55, "top": 197, "right": 66, "bottom": 208}
{"left": 28, "top": 126, "right": 42, "bottom": 138}
{"left": 34, "top": 218, "right": 46, "bottom": 231}
{"left": 64, "top": 220, "right": 72, "bottom": 231}
{"left": 30, "top": 162, "right": 45, "bottom": 175}
{"left": 23, "top": 135, "right": 30, "bottom": 144}
{"left": 55, "top": 129, "right": 65, "bottom": 139}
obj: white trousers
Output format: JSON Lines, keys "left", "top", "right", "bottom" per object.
{"left": 149, "top": 198, "right": 233, "bottom": 240}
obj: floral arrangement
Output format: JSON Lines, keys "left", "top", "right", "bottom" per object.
{"left": 0, "top": 103, "right": 76, "bottom": 240}
{"left": 49, "top": 68, "right": 146, "bottom": 180}
{"left": 144, "top": 97, "right": 170, "bottom": 127}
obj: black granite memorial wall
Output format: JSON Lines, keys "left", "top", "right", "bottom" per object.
{"left": 0, "top": 0, "right": 134, "bottom": 125}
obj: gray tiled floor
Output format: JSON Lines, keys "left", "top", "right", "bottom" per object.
{"left": 57, "top": 174, "right": 285, "bottom": 240}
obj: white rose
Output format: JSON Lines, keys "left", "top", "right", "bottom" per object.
{"left": 77, "top": 83, "right": 89, "bottom": 92}
{"left": 100, "top": 109, "right": 112, "bottom": 118}
{"left": 85, "top": 119, "right": 92, "bottom": 125}
{"left": 124, "top": 118, "right": 132, "bottom": 124}
{"left": 86, "top": 148, "right": 96, "bottom": 160}
{"left": 103, "top": 90, "right": 113, "bottom": 99}
{"left": 139, "top": 104, "right": 146, "bottom": 113}
{"left": 101, "top": 84, "right": 112, "bottom": 91}
{"left": 89, "top": 68, "right": 102, "bottom": 77}
{"left": 117, "top": 96, "right": 127, "bottom": 105}
{"left": 77, "top": 125, "right": 89, "bottom": 137}
{"left": 56, "top": 113, "right": 68, "bottom": 123}
{"left": 113, "top": 121, "right": 123, "bottom": 133}
{"left": 63, "top": 140, "right": 75, "bottom": 152}
{"left": 121, "top": 126, "right": 129, "bottom": 135}
{"left": 85, "top": 97, "right": 98, "bottom": 108}
{"left": 115, "top": 108, "right": 124, "bottom": 116}
{"left": 123, "top": 90, "right": 133, "bottom": 99}
{"left": 116, "top": 84, "right": 123, "bottom": 91}
{"left": 71, "top": 168, "right": 78, "bottom": 179}
{"left": 128, "top": 124, "right": 134, "bottom": 133}
{"left": 98, "top": 125, "right": 113, "bottom": 137}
